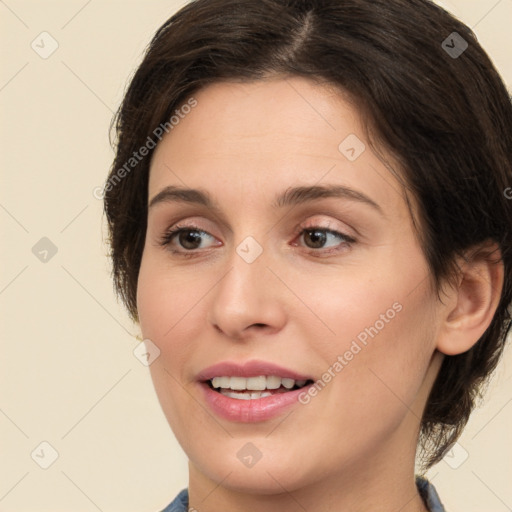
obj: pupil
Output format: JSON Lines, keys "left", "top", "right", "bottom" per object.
{"left": 180, "top": 230, "right": 202, "bottom": 249}
{"left": 306, "top": 230, "right": 326, "bottom": 249}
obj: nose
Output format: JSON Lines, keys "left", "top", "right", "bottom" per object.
{"left": 207, "top": 243, "right": 287, "bottom": 341}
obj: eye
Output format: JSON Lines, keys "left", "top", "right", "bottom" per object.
{"left": 158, "top": 222, "right": 356, "bottom": 257}
{"left": 293, "top": 226, "right": 356, "bottom": 254}
{"left": 158, "top": 224, "right": 219, "bottom": 255}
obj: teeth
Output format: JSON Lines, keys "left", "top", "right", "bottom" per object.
{"left": 210, "top": 375, "right": 306, "bottom": 391}
{"left": 231, "top": 376, "right": 265, "bottom": 390}
{"left": 266, "top": 376, "right": 281, "bottom": 389}
{"left": 281, "top": 378, "right": 295, "bottom": 389}
{"left": 211, "top": 376, "right": 230, "bottom": 389}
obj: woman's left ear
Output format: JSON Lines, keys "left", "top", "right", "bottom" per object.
{"left": 436, "top": 241, "right": 504, "bottom": 356}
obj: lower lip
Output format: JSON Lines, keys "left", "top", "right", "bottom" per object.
{"left": 199, "top": 382, "right": 312, "bottom": 422}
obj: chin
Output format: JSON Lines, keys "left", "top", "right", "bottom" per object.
{"left": 189, "top": 443, "right": 319, "bottom": 495}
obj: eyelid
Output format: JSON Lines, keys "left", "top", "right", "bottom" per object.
{"left": 158, "top": 218, "right": 356, "bottom": 257}
{"left": 159, "top": 216, "right": 353, "bottom": 242}
{"left": 158, "top": 222, "right": 217, "bottom": 248}
{"left": 295, "top": 217, "right": 355, "bottom": 237}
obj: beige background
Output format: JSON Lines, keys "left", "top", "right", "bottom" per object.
{"left": 1, "top": 1, "right": 511, "bottom": 511}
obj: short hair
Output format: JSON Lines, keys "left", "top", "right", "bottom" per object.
{"left": 104, "top": 0, "right": 512, "bottom": 469}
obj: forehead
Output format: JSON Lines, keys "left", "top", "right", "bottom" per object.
{"left": 148, "top": 77, "right": 412, "bottom": 224}
{"left": 151, "top": 78, "right": 361, "bottom": 170}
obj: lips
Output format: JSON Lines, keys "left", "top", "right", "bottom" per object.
{"left": 199, "top": 381, "right": 314, "bottom": 422}
{"left": 196, "top": 360, "right": 316, "bottom": 422}
{"left": 196, "top": 359, "right": 314, "bottom": 382}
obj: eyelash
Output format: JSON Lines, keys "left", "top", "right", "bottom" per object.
{"left": 158, "top": 222, "right": 356, "bottom": 258}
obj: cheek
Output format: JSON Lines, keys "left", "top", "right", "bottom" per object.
{"left": 137, "top": 260, "right": 166, "bottom": 343}
{"left": 302, "top": 252, "right": 437, "bottom": 416}
{"left": 295, "top": 257, "right": 432, "bottom": 358}
{"left": 137, "top": 248, "right": 193, "bottom": 337}
{"left": 136, "top": 250, "right": 222, "bottom": 388}
{"left": 136, "top": 254, "right": 206, "bottom": 436}
{"left": 137, "top": 255, "right": 179, "bottom": 402}
{"left": 316, "top": 280, "right": 437, "bottom": 441}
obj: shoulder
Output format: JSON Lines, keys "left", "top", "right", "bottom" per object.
{"left": 416, "top": 476, "right": 447, "bottom": 512}
{"left": 159, "top": 488, "right": 189, "bottom": 512}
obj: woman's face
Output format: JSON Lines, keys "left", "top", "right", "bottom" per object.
{"left": 137, "top": 77, "right": 445, "bottom": 494}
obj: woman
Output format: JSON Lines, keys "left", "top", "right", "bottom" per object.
{"left": 103, "top": 0, "right": 512, "bottom": 510}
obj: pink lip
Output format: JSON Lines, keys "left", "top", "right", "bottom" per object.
{"left": 196, "top": 359, "right": 315, "bottom": 423}
{"left": 196, "top": 359, "right": 313, "bottom": 381}
{"left": 199, "top": 381, "right": 314, "bottom": 422}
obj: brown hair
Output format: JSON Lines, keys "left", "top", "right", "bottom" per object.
{"left": 104, "top": 0, "right": 512, "bottom": 469}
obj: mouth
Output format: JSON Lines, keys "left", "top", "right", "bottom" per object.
{"left": 196, "top": 360, "right": 316, "bottom": 420}
{"left": 203, "top": 376, "right": 315, "bottom": 400}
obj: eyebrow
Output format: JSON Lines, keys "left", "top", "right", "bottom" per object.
{"left": 148, "top": 184, "right": 383, "bottom": 214}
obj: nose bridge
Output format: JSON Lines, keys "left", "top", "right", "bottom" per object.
{"left": 216, "top": 234, "right": 270, "bottom": 311}
{"left": 208, "top": 232, "right": 284, "bottom": 337}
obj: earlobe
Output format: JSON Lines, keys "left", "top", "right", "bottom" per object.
{"left": 436, "top": 242, "right": 504, "bottom": 356}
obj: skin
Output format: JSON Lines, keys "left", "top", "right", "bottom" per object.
{"left": 136, "top": 76, "right": 503, "bottom": 512}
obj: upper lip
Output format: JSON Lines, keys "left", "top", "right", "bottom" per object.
{"left": 196, "top": 359, "right": 314, "bottom": 382}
